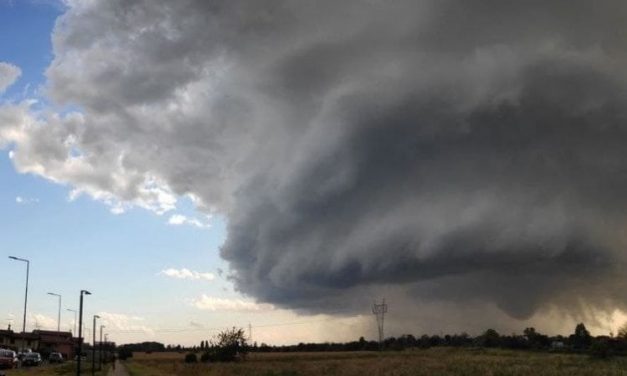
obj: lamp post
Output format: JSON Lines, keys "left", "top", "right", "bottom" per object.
{"left": 77, "top": 290, "right": 91, "bottom": 376}
{"left": 9, "top": 256, "right": 29, "bottom": 351}
{"left": 67, "top": 309, "right": 77, "bottom": 335}
{"left": 104, "top": 334, "right": 109, "bottom": 365}
{"left": 92, "top": 315, "right": 100, "bottom": 376}
{"left": 99, "top": 325, "right": 105, "bottom": 371}
{"left": 47, "top": 293, "right": 62, "bottom": 331}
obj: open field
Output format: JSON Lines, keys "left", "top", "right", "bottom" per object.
{"left": 123, "top": 348, "right": 627, "bottom": 376}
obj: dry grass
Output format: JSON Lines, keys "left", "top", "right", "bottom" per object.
{"left": 123, "top": 348, "right": 627, "bottom": 376}
{"left": 3, "top": 362, "right": 110, "bottom": 376}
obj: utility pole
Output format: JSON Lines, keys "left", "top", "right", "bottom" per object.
{"left": 248, "top": 323, "right": 252, "bottom": 343}
{"left": 104, "top": 334, "right": 109, "bottom": 364}
{"left": 372, "top": 299, "right": 388, "bottom": 350}
{"left": 92, "top": 315, "right": 100, "bottom": 376}
{"left": 67, "top": 309, "right": 77, "bottom": 335}
{"left": 77, "top": 290, "right": 91, "bottom": 376}
{"left": 47, "top": 292, "right": 62, "bottom": 331}
{"left": 99, "top": 325, "right": 105, "bottom": 371}
{"left": 8, "top": 257, "right": 29, "bottom": 339}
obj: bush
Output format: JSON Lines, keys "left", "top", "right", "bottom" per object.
{"left": 202, "top": 327, "right": 248, "bottom": 362}
{"left": 200, "top": 352, "right": 211, "bottom": 362}
{"left": 184, "top": 353, "right": 198, "bottom": 363}
{"left": 118, "top": 347, "right": 133, "bottom": 360}
{"left": 589, "top": 341, "right": 611, "bottom": 359}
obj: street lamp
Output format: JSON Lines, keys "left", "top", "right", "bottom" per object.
{"left": 104, "top": 334, "right": 109, "bottom": 365}
{"left": 92, "top": 315, "right": 100, "bottom": 376}
{"left": 99, "top": 325, "right": 105, "bottom": 371}
{"left": 77, "top": 290, "right": 91, "bottom": 376}
{"left": 9, "top": 256, "right": 29, "bottom": 351}
{"left": 47, "top": 293, "right": 62, "bottom": 332}
{"left": 67, "top": 309, "right": 77, "bottom": 335}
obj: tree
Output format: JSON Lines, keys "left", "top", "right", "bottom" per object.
{"left": 204, "top": 327, "right": 248, "bottom": 362}
{"left": 117, "top": 346, "right": 133, "bottom": 360}
{"left": 480, "top": 329, "right": 500, "bottom": 348}
{"left": 523, "top": 327, "right": 549, "bottom": 349}
{"left": 523, "top": 327, "right": 536, "bottom": 339}
{"left": 571, "top": 323, "right": 592, "bottom": 350}
{"left": 617, "top": 323, "right": 627, "bottom": 339}
{"left": 358, "top": 336, "right": 367, "bottom": 350}
{"left": 184, "top": 353, "right": 197, "bottom": 363}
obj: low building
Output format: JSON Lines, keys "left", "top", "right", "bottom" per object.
{"left": 33, "top": 330, "right": 76, "bottom": 359}
{"left": 0, "top": 328, "right": 77, "bottom": 359}
{"left": 0, "top": 329, "right": 39, "bottom": 352}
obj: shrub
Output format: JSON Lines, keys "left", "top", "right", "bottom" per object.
{"left": 589, "top": 340, "right": 611, "bottom": 359}
{"left": 203, "top": 327, "right": 249, "bottom": 362}
{"left": 118, "top": 347, "right": 133, "bottom": 360}
{"left": 184, "top": 353, "right": 198, "bottom": 363}
{"left": 200, "top": 352, "right": 211, "bottom": 362}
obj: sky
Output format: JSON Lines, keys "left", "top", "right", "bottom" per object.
{"left": 3, "top": 0, "right": 627, "bottom": 346}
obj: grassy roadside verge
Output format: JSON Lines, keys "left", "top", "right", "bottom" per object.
{"left": 125, "top": 361, "right": 167, "bottom": 376}
{"left": 4, "top": 362, "right": 111, "bottom": 376}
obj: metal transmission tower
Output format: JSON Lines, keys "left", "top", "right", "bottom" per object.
{"left": 372, "top": 299, "right": 388, "bottom": 350}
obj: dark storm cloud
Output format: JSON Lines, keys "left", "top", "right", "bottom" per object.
{"left": 5, "top": 0, "right": 627, "bottom": 324}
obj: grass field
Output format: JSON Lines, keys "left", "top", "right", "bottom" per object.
{"left": 2, "top": 362, "right": 110, "bottom": 376}
{"left": 123, "top": 348, "right": 627, "bottom": 376}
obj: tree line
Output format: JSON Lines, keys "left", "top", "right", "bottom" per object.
{"left": 248, "top": 323, "right": 626, "bottom": 357}
{"left": 116, "top": 322, "right": 627, "bottom": 360}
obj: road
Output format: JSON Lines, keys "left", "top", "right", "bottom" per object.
{"left": 107, "top": 360, "right": 129, "bottom": 376}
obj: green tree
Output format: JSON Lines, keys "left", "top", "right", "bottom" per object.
{"left": 617, "top": 323, "right": 627, "bottom": 339}
{"left": 480, "top": 329, "right": 500, "bottom": 348}
{"left": 571, "top": 323, "right": 592, "bottom": 349}
{"left": 184, "top": 353, "right": 197, "bottom": 363}
{"left": 204, "top": 327, "right": 248, "bottom": 362}
{"left": 523, "top": 327, "right": 536, "bottom": 340}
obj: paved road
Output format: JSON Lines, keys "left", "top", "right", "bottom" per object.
{"left": 107, "top": 360, "right": 129, "bottom": 376}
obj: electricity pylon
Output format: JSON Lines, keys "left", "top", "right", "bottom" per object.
{"left": 372, "top": 299, "right": 387, "bottom": 350}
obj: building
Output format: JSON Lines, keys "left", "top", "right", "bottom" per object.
{"left": 0, "top": 329, "right": 39, "bottom": 352}
{"left": 0, "top": 328, "right": 77, "bottom": 359}
{"left": 33, "top": 330, "right": 76, "bottom": 359}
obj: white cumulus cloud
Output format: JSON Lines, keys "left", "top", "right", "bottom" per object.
{"left": 0, "top": 62, "right": 20, "bottom": 94}
{"left": 31, "top": 313, "right": 57, "bottom": 330}
{"left": 98, "top": 312, "right": 153, "bottom": 334}
{"left": 167, "top": 214, "right": 211, "bottom": 228}
{"left": 15, "top": 196, "right": 39, "bottom": 204}
{"left": 160, "top": 268, "right": 215, "bottom": 281}
{"left": 191, "top": 295, "right": 274, "bottom": 312}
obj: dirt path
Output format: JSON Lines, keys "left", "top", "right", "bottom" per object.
{"left": 107, "top": 360, "right": 130, "bottom": 376}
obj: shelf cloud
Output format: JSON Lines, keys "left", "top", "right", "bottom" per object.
{"left": 3, "top": 0, "right": 627, "bottom": 330}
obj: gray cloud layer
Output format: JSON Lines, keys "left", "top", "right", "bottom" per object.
{"left": 4, "top": 0, "right": 627, "bottom": 327}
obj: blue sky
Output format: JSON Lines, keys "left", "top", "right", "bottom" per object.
{"left": 0, "top": 0, "right": 57, "bottom": 100}
{"left": 0, "top": 0, "right": 233, "bottom": 344}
